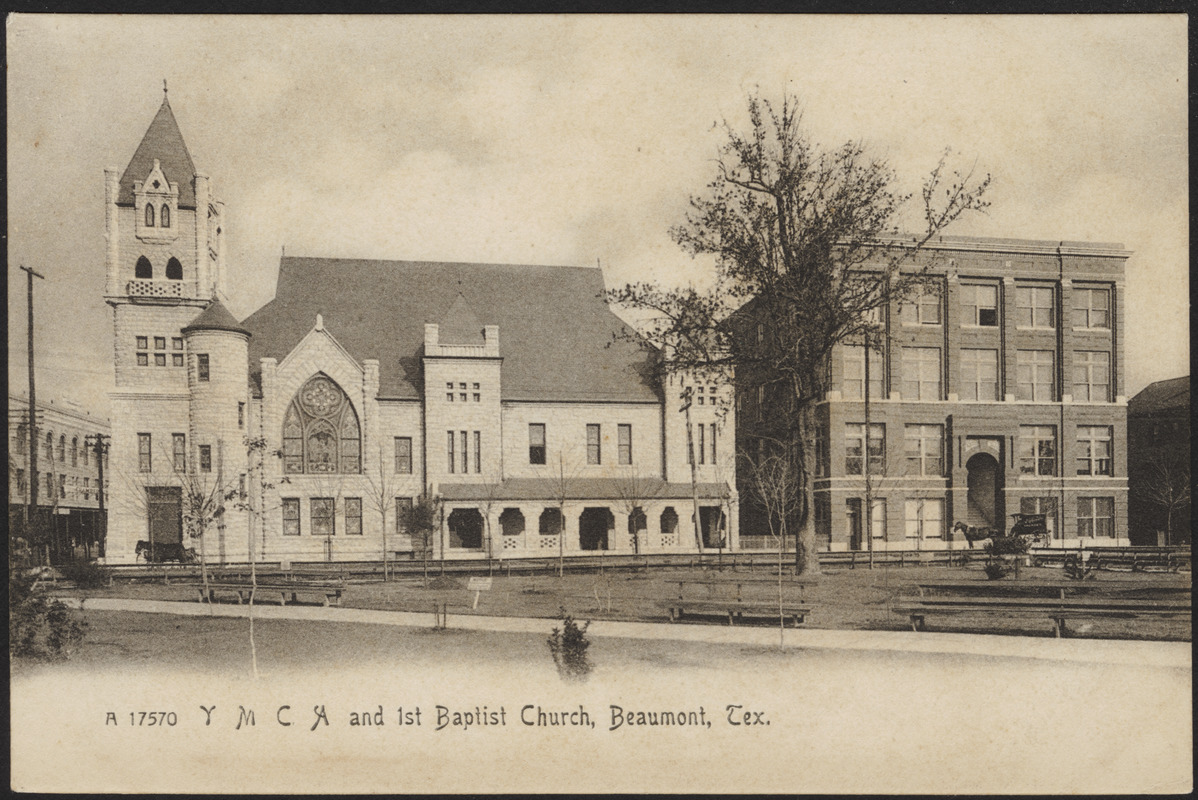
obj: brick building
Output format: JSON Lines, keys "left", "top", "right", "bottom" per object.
{"left": 8, "top": 393, "right": 110, "bottom": 560}
{"left": 1127, "top": 376, "right": 1190, "bottom": 545}
{"left": 741, "top": 236, "right": 1131, "bottom": 550}
{"left": 103, "top": 93, "right": 736, "bottom": 565}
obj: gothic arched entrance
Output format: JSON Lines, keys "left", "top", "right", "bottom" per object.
{"left": 965, "top": 452, "right": 1003, "bottom": 532}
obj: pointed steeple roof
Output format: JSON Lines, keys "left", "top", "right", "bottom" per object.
{"left": 182, "top": 299, "right": 250, "bottom": 337}
{"left": 438, "top": 291, "right": 486, "bottom": 344}
{"left": 118, "top": 94, "right": 198, "bottom": 207}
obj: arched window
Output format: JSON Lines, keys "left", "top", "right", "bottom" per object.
{"left": 145, "top": 204, "right": 155, "bottom": 227}
{"left": 58, "top": 435, "right": 66, "bottom": 462}
{"left": 45, "top": 432, "right": 54, "bottom": 459}
{"left": 282, "top": 375, "right": 361, "bottom": 474}
{"left": 160, "top": 204, "right": 170, "bottom": 228}
{"left": 166, "top": 257, "right": 183, "bottom": 280}
{"left": 71, "top": 437, "right": 79, "bottom": 466}
{"left": 135, "top": 256, "right": 153, "bottom": 279}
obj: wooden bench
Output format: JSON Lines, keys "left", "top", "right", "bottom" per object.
{"left": 193, "top": 580, "right": 346, "bottom": 607}
{"left": 664, "top": 578, "right": 813, "bottom": 627}
{"left": 893, "top": 586, "right": 1190, "bottom": 637}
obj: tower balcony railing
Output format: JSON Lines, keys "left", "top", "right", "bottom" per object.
{"left": 127, "top": 279, "right": 183, "bottom": 298}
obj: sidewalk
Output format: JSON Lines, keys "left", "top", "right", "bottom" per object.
{"left": 56, "top": 596, "right": 1191, "bottom": 670}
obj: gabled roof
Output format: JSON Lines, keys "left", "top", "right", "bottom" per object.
{"left": 242, "top": 258, "right": 659, "bottom": 402}
{"left": 183, "top": 299, "right": 251, "bottom": 337}
{"left": 438, "top": 292, "right": 485, "bottom": 345}
{"left": 118, "top": 96, "right": 198, "bottom": 208}
{"left": 1129, "top": 376, "right": 1190, "bottom": 417}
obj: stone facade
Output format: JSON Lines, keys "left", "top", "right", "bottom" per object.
{"left": 103, "top": 94, "right": 737, "bottom": 565}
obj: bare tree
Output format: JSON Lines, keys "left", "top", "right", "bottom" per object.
{"left": 363, "top": 446, "right": 399, "bottom": 582}
{"left": 1139, "top": 450, "right": 1191, "bottom": 545}
{"left": 172, "top": 440, "right": 239, "bottom": 598}
{"left": 613, "top": 465, "right": 661, "bottom": 557}
{"left": 739, "top": 439, "right": 803, "bottom": 646}
{"left": 477, "top": 479, "right": 505, "bottom": 577}
{"left": 607, "top": 91, "right": 990, "bottom": 576}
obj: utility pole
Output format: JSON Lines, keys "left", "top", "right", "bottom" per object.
{"left": 681, "top": 384, "right": 704, "bottom": 555}
{"left": 86, "top": 434, "right": 110, "bottom": 558}
{"left": 20, "top": 265, "right": 46, "bottom": 561}
{"left": 864, "top": 329, "right": 874, "bottom": 569}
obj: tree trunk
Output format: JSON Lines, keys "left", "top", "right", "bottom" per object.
{"left": 794, "top": 405, "right": 821, "bottom": 577}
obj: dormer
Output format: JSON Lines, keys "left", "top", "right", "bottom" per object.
{"left": 134, "top": 159, "right": 180, "bottom": 243}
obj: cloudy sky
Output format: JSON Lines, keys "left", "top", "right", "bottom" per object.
{"left": 7, "top": 14, "right": 1188, "bottom": 416}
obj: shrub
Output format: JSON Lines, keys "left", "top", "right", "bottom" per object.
{"left": 1063, "top": 554, "right": 1094, "bottom": 581}
{"left": 983, "top": 562, "right": 1010, "bottom": 581}
{"left": 59, "top": 559, "right": 112, "bottom": 589}
{"left": 547, "top": 607, "right": 593, "bottom": 682}
{"left": 9, "top": 570, "right": 84, "bottom": 661}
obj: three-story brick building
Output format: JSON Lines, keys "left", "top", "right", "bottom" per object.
{"left": 799, "top": 236, "right": 1130, "bottom": 550}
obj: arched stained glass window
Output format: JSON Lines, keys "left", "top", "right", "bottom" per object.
{"left": 145, "top": 204, "right": 155, "bottom": 227}
{"left": 282, "top": 375, "right": 361, "bottom": 474}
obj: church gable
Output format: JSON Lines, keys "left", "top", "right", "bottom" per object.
{"left": 274, "top": 316, "right": 365, "bottom": 417}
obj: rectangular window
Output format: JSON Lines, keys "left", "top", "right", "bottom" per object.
{"left": 1016, "top": 350, "right": 1055, "bottom": 401}
{"left": 905, "top": 498, "right": 945, "bottom": 540}
{"left": 697, "top": 423, "right": 706, "bottom": 465}
{"left": 447, "top": 431, "right": 455, "bottom": 474}
{"left": 814, "top": 425, "right": 827, "bottom": 477}
{"left": 904, "top": 424, "right": 943, "bottom": 476}
{"left": 960, "top": 349, "right": 999, "bottom": 401}
{"left": 172, "top": 353, "right": 184, "bottom": 367}
{"left": 238, "top": 402, "right": 245, "bottom": 428}
{"left": 136, "top": 335, "right": 148, "bottom": 350}
{"left": 843, "top": 344, "right": 884, "bottom": 400}
{"left": 155, "top": 353, "right": 166, "bottom": 367}
{"left": 586, "top": 424, "right": 601, "bottom": 465}
{"left": 1076, "top": 426, "right": 1113, "bottom": 476}
{"left": 1073, "top": 351, "right": 1111, "bottom": 402}
{"left": 1021, "top": 496, "right": 1059, "bottom": 540}
{"left": 345, "top": 497, "right": 363, "bottom": 535}
{"left": 394, "top": 437, "right": 413, "bottom": 473}
{"left": 618, "top": 424, "right": 632, "bottom": 465}
{"left": 460, "top": 431, "right": 468, "bottom": 474}
{"left": 1072, "top": 287, "right": 1111, "bottom": 329}
{"left": 960, "top": 283, "right": 999, "bottom": 327}
{"left": 902, "top": 283, "right": 942, "bottom": 325}
{"left": 446, "top": 381, "right": 454, "bottom": 402}
{"left": 137, "top": 353, "right": 149, "bottom": 366}
{"left": 395, "top": 497, "right": 413, "bottom": 534}
{"left": 197, "top": 353, "right": 210, "bottom": 382}
{"left": 473, "top": 431, "right": 481, "bottom": 474}
{"left": 16, "top": 469, "right": 26, "bottom": 494}
{"left": 59, "top": 474, "right": 67, "bottom": 499}
{"left": 1077, "top": 496, "right": 1114, "bottom": 538}
{"left": 199, "top": 445, "right": 212, "bottom": 473}
{"left": 172, "top": 433, "right": 186, "bottom": 472}
{"left": 710, "top": 423, "right": 717, "bottom": 464}
{"left": 154, "top": 336, "right": 166, "bottom": 350}
{"left": 1017, "top": 426, "right": 1057, "bottom": 476}
{"left": 172, "top": 337, "right": 184, "bottom": 350}
{"left": 459, "top": 383, "right": 467, "bottom": 403}
{"left": 846, "top": 423, "right": 885, "bottom": 476}
{"left": 901, "top": 347, "right": 941, "bottom": 401}
{"left": 311, "top": 498, "right": 335, "bottom": 537}
{"left": 529, "top": 423, "right": 546, "bottom": 465}
{"left": 282, "top": 498, "right": 301, "bottom": 536}
{"left": 1016, "top": 285, "right": 1055, "bottom": 328}
{"left": 138, "top": 433, "right": 152, "bottom": 473}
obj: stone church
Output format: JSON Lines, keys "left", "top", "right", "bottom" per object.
{"left": 104, "top": 92, "right": 737, "bottom": 565}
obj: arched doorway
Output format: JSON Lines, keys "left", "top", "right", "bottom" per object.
{"left": 579, "top": 507, "right": 613, "bottom": 551}
{"left": 965, "top": 452, "right": 1003, "bottom": 532}
{"left": 447, "top": 508, "right": 483, "bottom": 549}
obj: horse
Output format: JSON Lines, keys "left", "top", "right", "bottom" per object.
{"left": 951, "top": 521, "right": 997, "bottom": 549}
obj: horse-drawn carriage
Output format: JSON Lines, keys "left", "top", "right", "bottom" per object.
{"left": 135, "top": 540, "right": 197, "bottom": 563}
{"left": 953, "top": 513, "right": 1050, "bottom": 549}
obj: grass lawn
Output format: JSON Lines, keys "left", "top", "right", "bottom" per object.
{"left": 58, "top": 562, "right": 1191, "bottom": 641}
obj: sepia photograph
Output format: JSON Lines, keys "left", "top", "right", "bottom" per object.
{"left": 7, "top": 13, "right": 1190, "bottom": 794}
